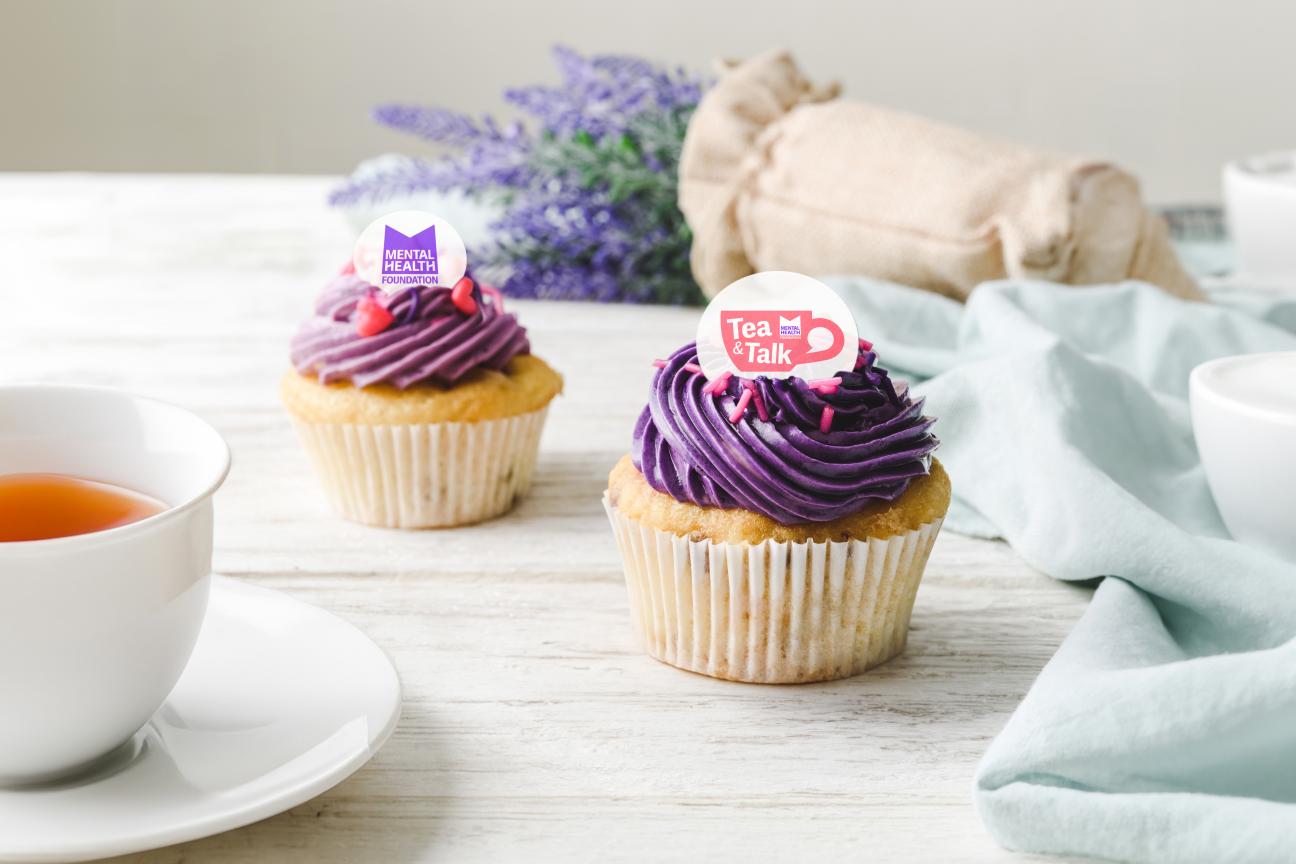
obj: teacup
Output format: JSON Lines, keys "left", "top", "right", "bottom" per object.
{"left": 1190, "top": 353, "right": 1296, "bottom": 561}
{"left": 1223, "top": 152, "right": 1296, "bottom": 291}
{"left": 0, "top": 385, "right": 229, "bottom": 783}
{"left": 719, "top": 309, "right": 846, "bottom": 374}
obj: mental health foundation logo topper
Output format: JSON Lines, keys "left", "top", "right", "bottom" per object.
{"left": 353, "top": 210, "right": 468, "bottom": 294}
{"left": 696, "top": 272, "right": 860, "bottom": 382}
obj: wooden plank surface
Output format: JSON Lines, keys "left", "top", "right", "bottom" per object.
{"left": 0, "top": 174, "right": 1090, "bottom": 863}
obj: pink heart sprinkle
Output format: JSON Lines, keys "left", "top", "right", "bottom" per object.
{"left": 451, "top": 277, "right": 478, "bottom": 315}
{"left": 354, "top": 294, "right": 394, "bottom": 337}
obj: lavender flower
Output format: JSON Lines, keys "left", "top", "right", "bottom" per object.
{"left": 330, "top": 46, "right": 706, "bottom": 304}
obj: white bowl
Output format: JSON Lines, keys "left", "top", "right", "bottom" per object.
{"left": 0, "top": 386, "right": 230, "bottom": 784}
{"left": 1190, "top": 353, "right": 1296, "bottom": 560}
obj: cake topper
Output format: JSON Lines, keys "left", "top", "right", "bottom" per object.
{"left": 696, "top": 272, "right": 860, "bottom": 383}
{"left": 353, "top": 210, "right": 468, "bottom": 294}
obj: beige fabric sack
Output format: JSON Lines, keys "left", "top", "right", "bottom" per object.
{"left": 679, "top": 51, "right": 1203, "bottom": 301}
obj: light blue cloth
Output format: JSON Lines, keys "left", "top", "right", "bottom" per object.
{"left": 826, "top": 277, "right": 1296, "bottom": 864}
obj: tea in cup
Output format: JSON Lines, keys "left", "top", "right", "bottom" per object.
{"left": 0, "top": 473, "right": 167, "bottom": 542}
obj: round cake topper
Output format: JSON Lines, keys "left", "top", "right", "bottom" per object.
{"left": 696, "top": 271, "right": 860, "bottom": 382}
{"left": 353, "top": 210, "right": 468, "bottom": 294}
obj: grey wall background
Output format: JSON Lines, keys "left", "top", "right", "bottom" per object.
{"left": 2, "top": 0, "right": 1293, "bottom": 203}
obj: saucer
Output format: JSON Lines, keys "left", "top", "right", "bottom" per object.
{"left": 0, "top": 577, "right": 401, "bottom": 862}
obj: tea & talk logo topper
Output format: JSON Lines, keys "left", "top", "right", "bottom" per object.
{"left": 353, "top": 210, "right": 468, "bottom": 294}
{"left": 696, "top": 271, "right": 860, "bottom": 383}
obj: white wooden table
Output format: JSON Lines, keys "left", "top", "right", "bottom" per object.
{"left": 0, "top": 175, "right": 1091, "bottom": 863}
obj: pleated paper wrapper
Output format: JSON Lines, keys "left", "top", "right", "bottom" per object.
{"left": 605, "top": 497, "right": 942, "bottom": 683}
{"left": 291, "top": 407, "right": 548, "bottom": 528}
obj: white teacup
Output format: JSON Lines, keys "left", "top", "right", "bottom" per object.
{"left": 0, "top": 386, "right": 229, "bottom": 783}
{"left": 1223, "top": 151, "right": 1296, "bottom": 291}
{"left": 1190, "top": 353, "right": 1296, "bottom": 561}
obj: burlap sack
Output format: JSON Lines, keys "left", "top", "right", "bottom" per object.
{"left": 679, "top": 51, "right": 1203, "bottom": 301}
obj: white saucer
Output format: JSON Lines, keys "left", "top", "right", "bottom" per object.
{"left": 0, "top": 577, "right": 401, "bottom": 862}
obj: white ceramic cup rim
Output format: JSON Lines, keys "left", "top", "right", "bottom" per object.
{"left": 1224, "top": 149, "right": 1296, "bottom": 180}
{"left": 1189, "top": 351, "right": 1296, "bottom": 427}
{"left": 0, "top": 384, "right": 231, "bottom": 552}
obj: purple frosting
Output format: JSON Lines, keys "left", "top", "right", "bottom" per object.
{"left": 632, "top": 343, "right": 938, "bottom": 524}
{"left": 290, "top": 275, "right": 530, "bottom": 388}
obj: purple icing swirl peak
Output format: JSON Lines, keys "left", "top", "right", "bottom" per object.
{"left": 291, "top": 275, "right": 530, "bottom": 388}
{"left": 633, "top": 343, "right": 938, "bottom": 524}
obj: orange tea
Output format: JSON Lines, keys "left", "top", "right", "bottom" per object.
{"left": 0, "top": 473, "right": 167, "bottom": 542}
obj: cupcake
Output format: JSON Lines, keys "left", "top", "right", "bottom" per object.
{"left": 283, "top": 271, "right": 562, "bottom": 528}
{"left": 605, "top": 341, "right": 948, "bottom": 683}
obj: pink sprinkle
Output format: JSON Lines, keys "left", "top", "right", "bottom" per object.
{"left": 728, "top": 388, "right": 753, "bottom": 423}
{"left": 744, "top": 380, "right": 770, "bottom": 422}
{"left": 855, "top": 338, "right": 874, "bottom": 370}
{"left": 450, "top": 277, "right": 478, "bottom": 315}
{"left": 683, "top": 362, "right": 703, "bottom": 374}
{"left": 820, "top": 406, "right": 835, "bottom": 433}
{"left": 702, "top": 371, "right": 732, "bottom": 396}
{"left": 480, "top": 283, "right": 505, "bottom": 311}
{"left": 809, "top": 377, "right": 842, "bottom": 395}
{"left": 652, "top": 359, "right": 667, "bottom": 368}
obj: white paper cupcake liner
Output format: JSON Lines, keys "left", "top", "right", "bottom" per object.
{"left": 604, "top": 497, "right": 943, "bottom": 683}
{"left": 291, "top": 406, "right": 549, "bottom": 528}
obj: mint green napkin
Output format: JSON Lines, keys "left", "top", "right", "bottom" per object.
{"left": 828, "top": 277, "right": 1296, "bottom": 864}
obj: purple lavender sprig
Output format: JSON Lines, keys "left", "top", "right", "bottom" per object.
{"left": 329, "top": 46, "right": 706, "bottom": 304}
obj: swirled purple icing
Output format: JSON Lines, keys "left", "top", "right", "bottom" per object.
{"left": 632, "top": 343, "right": 938, "bottom": 524}
{"left": 290, "top": 275, "right": 530, "bottom": 388}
